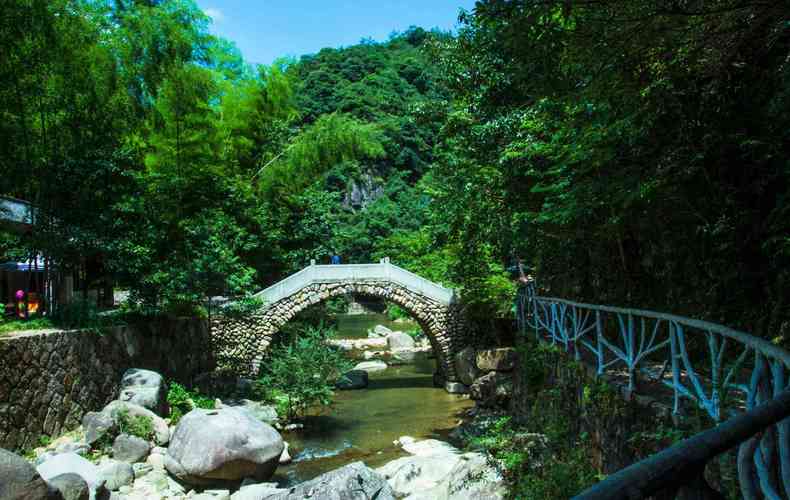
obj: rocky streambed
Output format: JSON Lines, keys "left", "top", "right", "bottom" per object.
{"left": 0, "top": 373, "right": 501, "bottom": 500}
{"left": 1, "top": 315, "right": 512, "bottom": 499}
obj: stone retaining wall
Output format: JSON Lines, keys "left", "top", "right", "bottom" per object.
{"left": 0, "top": 318, "right": 214, "bottom": 450}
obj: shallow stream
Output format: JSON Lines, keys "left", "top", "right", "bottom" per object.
{"left": 272, "top": 313, "right": 472, "bottom": 484}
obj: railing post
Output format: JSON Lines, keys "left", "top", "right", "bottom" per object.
{"left": 595, "top": 310, "right": 604, "bottom": 375}
{"left": 669, "top": 321, "right": 682, "bottom": 418}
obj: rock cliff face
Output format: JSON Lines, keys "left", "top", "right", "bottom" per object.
{"left": 343, "top": 173, "right": 384, "bottom": 210}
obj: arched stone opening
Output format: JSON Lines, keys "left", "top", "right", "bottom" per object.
{"left": 211, "top": 280, "right": 464, "bottom": 385}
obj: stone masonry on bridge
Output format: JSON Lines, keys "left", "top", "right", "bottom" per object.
{"left": 210, "top": 261, "right": 467, "bottom": 389}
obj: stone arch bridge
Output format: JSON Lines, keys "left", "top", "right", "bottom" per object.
{"left": 211, "top": 260, "right": 467, "bottom": 389}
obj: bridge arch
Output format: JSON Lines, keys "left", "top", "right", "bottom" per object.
{"left": 211, "top": 261, "right": 466, "bottom": 388}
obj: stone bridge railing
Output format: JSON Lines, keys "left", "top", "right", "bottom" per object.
{"left": 516, "top": 285, "right": 790, "bottom": 499}
{"left": 253, "top": 259, "right": 455, "bottom": 305}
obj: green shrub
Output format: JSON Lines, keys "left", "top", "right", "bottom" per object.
{"left": 52, "top": 298, "right": 119, "bottom": 331}
{"left": 222, "top": 295, "right": 265, "bottom": 319}
{"left": 167, "top": 382, "right": 215, "bottom": 425}
{"left": 405, "top": 327, "right": 424, "bottom": 340}
{"left": 116, "top": 409, "right": 154, "bottom": 441}
{"left": 386, "top": 304, "right": 409, "bottom": 321}
{"left": 256, "top": 325, "right": 352, "bottom": 421}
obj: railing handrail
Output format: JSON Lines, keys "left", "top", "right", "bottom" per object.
{"left": 520, "top": 285, "right": 790, "bottom": 498}
{"left": 574, "top": 389, "right": 790, "bottom": 499}
{"left": 533, "top": 294, "right": 790, "bottom": 369}
{"left": 253, "top": 261, "right": 454, "bottom": 305}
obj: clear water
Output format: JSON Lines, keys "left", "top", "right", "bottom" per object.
{"left": 334, "top": 313, "right": 418, "bottom": 339}
{"left": 272, "top": 314, "right": 472, "bottom": 485}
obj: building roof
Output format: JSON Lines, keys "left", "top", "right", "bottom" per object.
{"left": 0, "top": 258, "right": 46, "bottom": 272}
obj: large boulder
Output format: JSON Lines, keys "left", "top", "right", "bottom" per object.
{"left": 112, "top": 434, "right": 150, "bottom": 463}
{"left": 336, "top": 370, "right": 369, "bottom": 390}
{"left": 231, "top": 483, "right": 286, "bottom": 500}
{"left": 82, "top": 412, "right": 115, "bottom": 447}
{"left": 396, "top": 437, "right": 460, "bottom": 457}
{"left": 386, "top": 331, "right": 415, "bottom": 350}
{"left": 469, "top": 372, "right": 513, "bottom": 407}
{"left": 454, "top": 347, "right": 481, "bottom": 385}
{"left": 0, "top": 448, "right": 49, "bottom": 500}
{"left": 476, "top": 348, "right": 517, "bottom": 372}
{"left": 47, "top": 473, "right": 89, "bottom": 500}
{"left": 118, "top": 369, "right": 169, "bottom": 417}
{"left": 164, "top": 407, "right": 284, "bottom": 485}
{"left": 223, "top": 399, "right": 279, "bottom": 426}
{"left": 405, "top": 452, "right": 506, "bottom": 500}
{"left": 377, "top": 455, "right": 461, "bottom": 497}
{"left": 381, "top": 438, "right": 505, "bottom": 500}
{"left": 36, "top": 453, "right": 106, "bottom": 500}
{"left": 97, "top": 460, "right": 134, "bottom": 491}
{"left": 267, "top": 462, "right": 395, "bottom": 500}
{"left": 82, "top": 401, "right": 170, "bottom": 447}
{"left": 353, "top": 360, "right": 387, "bottom": 373}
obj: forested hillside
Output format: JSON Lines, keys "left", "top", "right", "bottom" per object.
{"left": 0, "top": 0, "right": 451, "bottom": 311}
{"left": 2, "top": 0, "right": 789, "bottom": 346}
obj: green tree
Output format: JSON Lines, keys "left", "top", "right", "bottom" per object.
{"left": 256, "top": 325, "right": 352, "bottom": 421}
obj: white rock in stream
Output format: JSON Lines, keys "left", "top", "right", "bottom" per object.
{"left": 279, "top": 442, "right": 292, "bottom": 464}
{"left": 328, "top": 338, "right": 388, "bottom": 351}
{"left": 386, "top": 331, "right": 415, "bottom": 349}
{"left": 353, "top": 360, "right": 388, "bottom": 372}
{"left": 369, "top": 325, "right": 394, "bottom": 337}
{"left": 378, "top": 437, "right": 506, "bottom": 500}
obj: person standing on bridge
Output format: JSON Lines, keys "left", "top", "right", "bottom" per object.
{"left": 331, "top": 253, "right": 341, "bottom": 265}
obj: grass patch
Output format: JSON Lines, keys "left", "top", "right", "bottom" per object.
{"left": 0, "top": 318, "right": 55, "bottom": 335}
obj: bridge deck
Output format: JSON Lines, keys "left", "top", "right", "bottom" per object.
{"left": 254, "top": 261, "right": 455, "bottom": 306}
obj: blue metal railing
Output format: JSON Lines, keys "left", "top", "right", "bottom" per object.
{"left": 517, "top": 284, "right": 790, "bottom": 499}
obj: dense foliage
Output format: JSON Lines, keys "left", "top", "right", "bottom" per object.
{"left": 3, "top": 0, "right": 789, "bottom": 341}
{"left": 427, "top": 0, "right": 790, "bottom": 339}
{"left": 0, "top": 0, "right": 454, "bottom": 315}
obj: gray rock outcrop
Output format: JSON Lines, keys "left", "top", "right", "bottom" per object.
{"left": 476, "top": 348, "right": 517, "bottom": 372}
{"left": 469, "top": 372, "right": 513, "bottom": 407}
{"left": 164, "top": 407, "right": 284, "bottom": 485}
{"left": 97, "top": 460, "right": 134, "bottom": 491}
{"left": 267, "top": 461, "right": 395, "bottom": 500}
{"left": 112, "top": 434, "right": 150, "bottom": 463}
{"left": 82, "top": 401, "right": 169, "bottom": 447}
{"left": 118, "top": 369, "right": 169, "bottom": 417}
{"left": 230, "top": 482, "right": 285, "bottom": 500}
{"left": 379, "top": 438, "right": 505, "bottom": 500}
{"left": 36, "top": 452, "right": 106, "bottom": 500}
{"left": 47, "top": 473, "right": 90, "bottom": 500}
{"left": 222, "top": 399, "right": 279, "bottom": 426}
{"left": 454, "top": 347, "right": 481, "bottom": 385}
{"left": 0, "top": 448, "right": 49, "bottom": 500}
